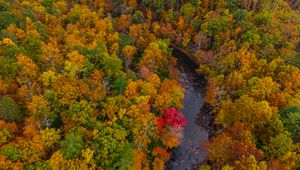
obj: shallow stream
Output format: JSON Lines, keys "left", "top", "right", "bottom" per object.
{"left": 166, "top": 50, "right": 210, "bottom": 170}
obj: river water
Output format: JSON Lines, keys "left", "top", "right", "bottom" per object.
{"left": 166, "top": 50, "right": 209, "bottom": 170}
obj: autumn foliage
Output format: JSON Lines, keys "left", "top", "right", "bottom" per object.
{"left": 0, "top": 0, "right": 300, "bottom": 169}
{"left": 157, "top": 107, "right": 187, "bottom": 130}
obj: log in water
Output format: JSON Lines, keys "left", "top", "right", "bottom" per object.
{"left": 166, "top": 49, "right": 209, "bottom": 170}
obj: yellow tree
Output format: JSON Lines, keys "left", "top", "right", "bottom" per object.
{"left": 64, "top": 51, "right": 86, "bottom": 77}
{"left": 138, "top": 39, "right": 172, "bottom": 74}
{"left": 122, "top": 45, "right": 137, "bottom": 69}
{"left": 216, "top": 95, "right": 273, "bottom": 130}
{"left": 154, "top": 79, "right": 184, "bottom": 112}
{"left": 88, "top": 69, "right": 106, "bottom": 103}
{"left": 16, "top": 54, "right": 38, "bottom": 86}
{"left": 40, "top": 40, "right": 63, "bottom": 70}
{"left": 27, "top": 95, "right": 53, "bottom": 128}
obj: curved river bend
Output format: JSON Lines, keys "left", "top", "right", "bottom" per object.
{"left": 166, "top": 50, "right": 209, "bottom": 170}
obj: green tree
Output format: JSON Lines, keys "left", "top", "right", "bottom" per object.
{"left": 112, "top": 76, "right": 127, "bottom": 95}
{"left": 0, "top": 56, "right": 18, "bottom": 82}
{"left": 279, "top": 106, "right": 300, "bottom": 141}
{"left": 100, "top": 53, "right": 123, "bottom": 78}
{"left": 60, "top": 132, "right": 84, "bottom": 159}
{"left": 94, "top": 123, "right": 128, "bottom": 168}
{"left": 0, "top": 146, "right": 21, "bottom": 161}
{"left": 263, "top": 131, "right": 295, "bottom": 159}
{"left": 0, "top": 96, "right": 21, "bottom": 122}
{"left": 142, "top": 0, "right": 165, "bottom": 13}
{"left": 181, "top": 3, "right": 195, "bottom": 23}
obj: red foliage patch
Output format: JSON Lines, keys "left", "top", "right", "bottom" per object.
{"left": 157, "top": 107, "right": 187, "bottom": 130}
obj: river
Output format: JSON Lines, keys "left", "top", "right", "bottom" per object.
{"left": 166, "top": 50, "right": 209, "bottom": 170}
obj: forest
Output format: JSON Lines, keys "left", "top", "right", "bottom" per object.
{"left": 0, "top": 0, "right": 300, "bottom": 169}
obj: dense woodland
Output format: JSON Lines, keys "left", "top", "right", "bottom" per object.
{"left": 0, "top": 0, "right": 300, "bottom": 169}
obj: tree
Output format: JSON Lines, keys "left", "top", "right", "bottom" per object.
{"left": 117, "top": 15, "right": 132, "bottom": 32}
{"left": 0, "top": 96, "right": 21, "bottom": 122}
{"left": 246, "top": 77, "right": 280, "bottom": 102}
{"left": 60, "top": 132, "right": 84, "bottom": 159}
{"left": 40, "top": 40, "right": 63, "bottom": 70}
{"left": 0, "top": 56, "right": 19, "bottom": 83}
{"left": 53, "top": 76, "right": 89, "bottom": 105}
{"left": 40, "top": 70, "right": 57, "bottom": 87}
{"left": 0, "top": 146, "right": 21, "bottom": 162}
{"left": 204, "top": 76, "right": 223, "bottom": 106}
{"left": 279, "top": 106, "right": 300, "bottom": 141}
{"left": 130, "top": 150, "right": 149, "bottom": 170}
{"left": 157, "top": 107, "right": 187, "bottom": 130}
{"left": 40, "top": 128, "right": 61, "bottom": 148}
{"left": 112, "top": 76, "right": 127, "bottom": 95}
{"left": 27, "top": 95, "right": 54, "bottom": 127}
{"left": 0, "top": 120, "right": 17, "bottom": 148}
{"left": 24, "top": 160, "right": 50, "bottom": 170}
{"left": 94, "top": 123, "right": 128, "bottom": 168}
{"left": 263, "top": 131, "right": 295, "bottom": 159}
{"left": 100, "top": 53, "right": 123, "bottom": 78}
{"left": 207, "top": 122, "right": 264, "bottom": 169}
{"left": 88, "top": 69, "right": 106, "bottom": 103}
{"left": 1, "top": 0, "right": 300, "bottom": 169}
{"left": 0, "top": 128, "right": 12, "bottom": 146}
{"left": 64, "top": 51, "right": 86, "bottom": 77}
{"left": 232, "top": 155, "right": 267, "bottom": 170}
{"left": 62, "top": 100, "right": 94, "bottom": 128}
{"left": 138, "top": 39, "right": 172, "bottom": 75}
{"left": 142, "top": 0, "right": 165, "bottom": 13}
{"left": 154, "top": 79, "right": 184, "bottom": 112}
{"left": 122, "top": 45, "right": 136, "bottom": 69}
{"left": 216, "top": 95, "right": 273, "bottom": 129}
{"left": 16, "top": 54, "right": 38, "bottom": 86}
{"left": 181, "top": 3, "right": 195, "bottom": 23}
{"left": 0, "top": 80, "right": 8, "bottom": 96}
{"left": 224, "top": 71, "right": 246, "bottom": 97}
{"left": 112, "top": 144, "right": 134, "bottom": 170}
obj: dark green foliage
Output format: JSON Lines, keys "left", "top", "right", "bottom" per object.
{"left": 288, "top": 53, "right": 300, "bottom": 69}
{"left": 0, "top": 56, "right": 19, "bottom": 82}
{"left": 191, "top": 16, "right": 201, "bottom": 31}
{"left": 112, "top": 144, "right": 134, "bottom": 170}
{"left": 112, "top": 76, "right": 127, "bottom": 95}
{"left": 0, "top": 12, "right": 15, "bottom": 30}
{"left": 142, "top": 0, "right": 165, "bottom": 13}
{"left": 33, "top": 22, "right": 49, "bottom": 41}
{"left": 22, "top": 34, "right": 43, "bottom": 62}
{"left": 279, "top": 106, "right": 300, "bottom": 141}
{"left": 120, "top": 34, "right": 133, "bottom": 49}
{"left": 1, "top": 44, "right": 22, "bottom": 59}
{"left": 0, "top": 1, "right": 11, "bottom": 11}
{"left": 83, "top": 59, "right": 95, "bottom": 78}
{"left": 0, "top": 96, "right": 21, "bottom": 122}
{"left": 60, "top": 133, "right": 84, "bottom": 159}
{"left": 201, "top": 10, "right": 232, "bottom": 37}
